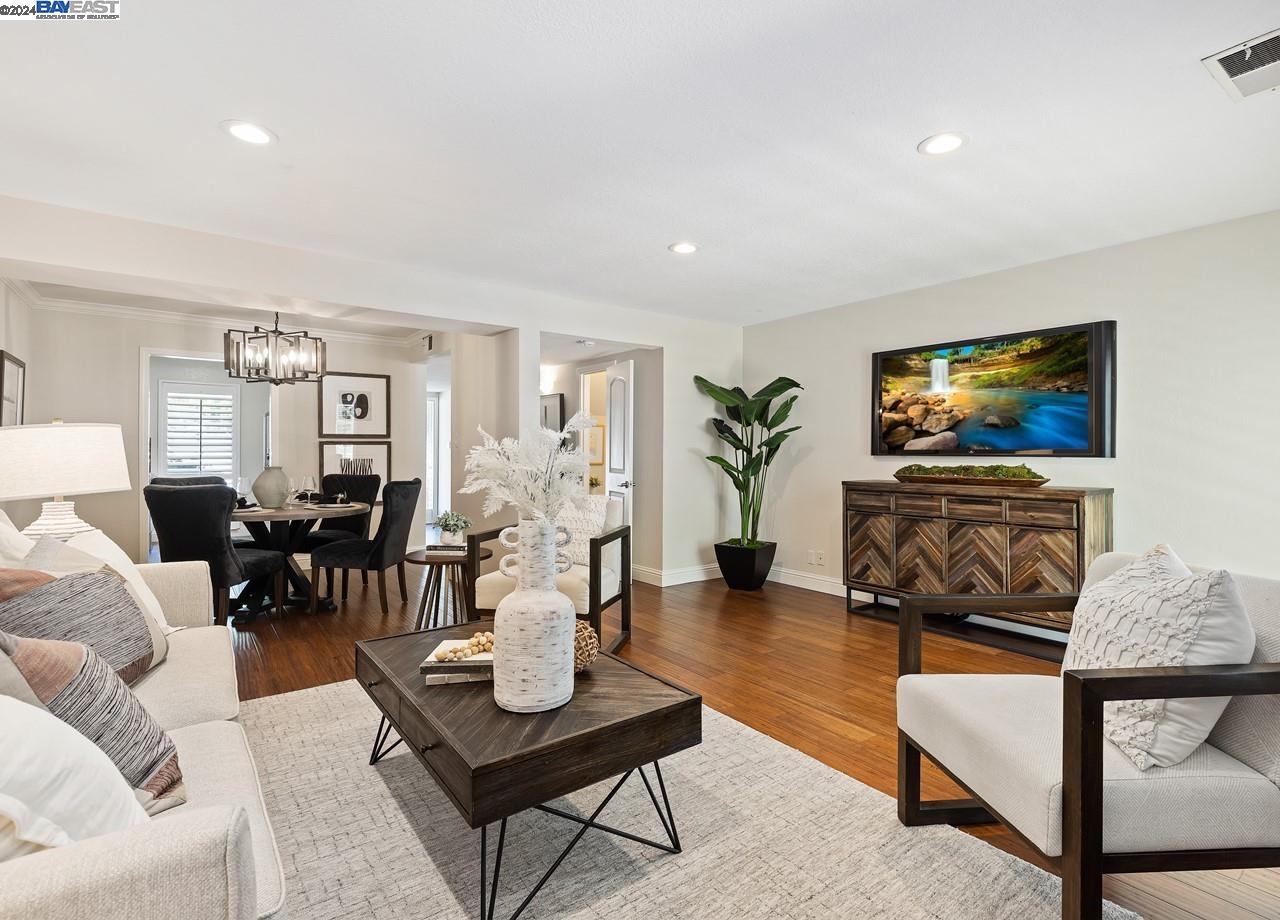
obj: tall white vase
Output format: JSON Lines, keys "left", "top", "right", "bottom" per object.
{"left": 492, "top": 518, "right": 576, "bottom": 713}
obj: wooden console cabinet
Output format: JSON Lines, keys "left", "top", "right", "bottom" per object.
{"left": 842, "top": 480, "right": 1112, "bottom": 633}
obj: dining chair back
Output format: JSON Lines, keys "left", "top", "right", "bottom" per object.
{"left": 148, "top": 476, "right": 229, "bottom": 486}
{"left": 320, "top": 473, "right": 381, "bottom": 538}
{"left": 143, "top": 483, "right": 286, "bottom": 624}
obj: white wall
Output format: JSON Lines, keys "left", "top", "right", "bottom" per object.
{"left": 0, "top": 196, "right": 743, "bottom": 579}
{"left": 743, "top": 208, "right": 1280, "bottom": 588}
{"left": 0, "top": 282, "right": 34, "bottom": 525}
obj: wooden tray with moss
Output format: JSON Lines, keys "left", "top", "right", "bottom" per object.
{"left": 893, "top": 463, "right": 1049, "bottom": 488}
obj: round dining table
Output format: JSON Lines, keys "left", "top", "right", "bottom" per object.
{"left": 232, "top": 501, "right": 371, "bottom": 613}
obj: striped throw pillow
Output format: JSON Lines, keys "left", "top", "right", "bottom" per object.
{"left": 0, "top": 630, "right": 185, "bottom": 816}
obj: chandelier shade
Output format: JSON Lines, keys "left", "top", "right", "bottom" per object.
{"left": 224, "top": 312, "right": 326, "bottom": 385}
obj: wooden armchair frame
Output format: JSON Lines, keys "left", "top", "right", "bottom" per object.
{"left": 897, "top": 593, "right": 1280, "bottom": 920}
{"left": 465, "top": 524, "right": 632, "bottom": 653}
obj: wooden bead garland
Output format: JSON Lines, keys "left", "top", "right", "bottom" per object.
{"left": 574, "top": 620, "right": 600, "bottom": 673}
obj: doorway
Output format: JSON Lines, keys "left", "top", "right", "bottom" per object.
{"left": 424, "top": 354, "right": 452, "bottom": 531}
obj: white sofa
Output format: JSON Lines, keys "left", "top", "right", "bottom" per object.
{"left": 0, "top": 561, "right": 285, "bottom": 920}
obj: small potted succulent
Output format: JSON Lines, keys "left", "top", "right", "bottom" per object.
{"left": 435, "top": 510, "right": 473, "bottom": 545}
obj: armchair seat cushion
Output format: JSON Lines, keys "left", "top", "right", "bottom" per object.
{"left": 130, "top": 626, "right": 239, "bottom": 732}
{"left": 310, "top": 538, "right": 374, "bottom": 571}
{"left": 897, "top": 673, "right": 1280, "bottom": 857}
{"left": 475, "top": 564, "right": 619, "bottom": 616}
{"left": 165, "top": 720, "right": 284, "bottom": 920}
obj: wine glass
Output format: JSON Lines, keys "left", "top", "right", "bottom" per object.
{"left": 287, "top": 477, "right": 298, "bottom": 503}
{"left": 301, "top": 475, "right": 318, "bottom": 502}
{"left": 235, "top": 477, "right": 251, "bottom": 498}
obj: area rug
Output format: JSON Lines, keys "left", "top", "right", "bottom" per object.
{"left": 240, "top": 681, "right": 1138, "bottom": 919}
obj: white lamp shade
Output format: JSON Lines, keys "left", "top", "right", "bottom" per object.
{"left": 0, "top": 423, "right": 132, "bottom": 501}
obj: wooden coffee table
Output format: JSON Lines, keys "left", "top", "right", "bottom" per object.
{"left": 355, "top": 623, "right": 701, "bottom": 920}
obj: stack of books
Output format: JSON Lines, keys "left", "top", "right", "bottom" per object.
{"left": 425, "top": 543, "right": 466, "bottom": 555}
{"left": 419, "top": 639, "right": 493, "bottom": 686}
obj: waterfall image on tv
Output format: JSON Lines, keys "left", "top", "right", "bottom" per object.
{"left": 873, "top": 322, "right": 1114, "bottom": 456}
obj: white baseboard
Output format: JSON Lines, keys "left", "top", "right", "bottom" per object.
{"left": 767, "top": 565, "right": 847, "bottom": 597}
{"left": 632, "top": 562, "right": 721, "bottom": 587}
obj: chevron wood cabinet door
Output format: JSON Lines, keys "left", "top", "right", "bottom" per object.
{"left": 1008, "top": 527, "right": 1078, "bottom": 594}
{"left": 895, "top": 516, "right": 945, "bottom": 594}
{"left": 846, "top": 511, "right": 892, "bottom": 586}
{"left": 945, "top": 521, "right": 1007, "bottom": 594}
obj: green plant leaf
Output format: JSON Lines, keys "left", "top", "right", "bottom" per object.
{"left": 760, "top": 425, "right": 800, "bottom": 450}
{"left": 725, "top": 387, "right": 749, "bottom": 423}
{"left": 712, "top": 418, "right": 748, "bottom": 452}
{"left": 766, "top": 395, "right": 798, "bottom": 429}
{"left": 705, "top": 455, "right": 743, "bottom": 491}
{"left": 764, "top": 445, "right": 781, "bottom": 466}
{"left": 694, "top": 376, "right": 746, "bottom": 407}
{"left": 751, "top": 376, "right": 803, "bottom": 401}
{"left": 742, "top": 451, "right": 764, "bottom": 478}
{"left": 741, "top": 396, "right": 771, "bottom": 426}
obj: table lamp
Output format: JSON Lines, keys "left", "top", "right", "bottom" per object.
{"left": 0, "top": 422, "right": 132, "bottom": 540}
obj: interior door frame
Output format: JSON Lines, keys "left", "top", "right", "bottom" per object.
{"left": 137, "top": 347, "right": 280, "bottom": 562}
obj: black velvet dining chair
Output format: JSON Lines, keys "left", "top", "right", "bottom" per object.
{"left": 309, "top": 478, "right": 421, "bottom": 615}
{"left": 144, "top": 483, "right": 288, "bottom": 625}
{"left": 149, "top": 475, "right": 256, "bottom": 549}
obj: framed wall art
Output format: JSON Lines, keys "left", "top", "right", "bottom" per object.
{"left": 318, "top": 372, "right": 390, "bottom": 439}
{"left": 0, "top": 351, "right": 25, "bottom": 427}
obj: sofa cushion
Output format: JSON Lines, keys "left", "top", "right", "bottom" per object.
{"left": 1, "top": 537, "right": 167, "bottom": 682}
{"left": 0, "top": 631, "right": 186, "bottom": 816}
{"left": 475, "top": 563, "right": 619, "bottom": 616}
{"left": 130, "top": 626, "right": 239, "bottom": 732}
{"left": 0, "top": 696, "right": 149, "bottom": 862}
{"left": 1064, "top": 545, "right": 1255, "bottom": 769}
{"left": 898, "top": 673, "right": 1280, "bottom": 857}
{"left": 556, "top": 496, "right": 610, "bottom": 566}
{"left": 166, "top": 720, "right": 285, "bottom": 920}
{"left": 68, "top": 529, "right": 177, "bottom": 634}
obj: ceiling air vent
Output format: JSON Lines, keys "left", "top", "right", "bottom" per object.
{"left": 1203, "top": 28, "right": 1280, "bottom": 101}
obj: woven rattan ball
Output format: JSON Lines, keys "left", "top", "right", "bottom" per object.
{"left": 573, "top": 620, "right": 600, "bottom": 673}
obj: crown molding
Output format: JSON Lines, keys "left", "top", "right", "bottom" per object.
{"left": 6, "top": 278, "right": 414, "bottom": 347}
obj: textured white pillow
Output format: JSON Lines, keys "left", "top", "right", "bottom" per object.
{"left": 68, "top": 529, "right": 177, "bottom": 634}
{"left": 0, "top": 696, "right": 149, "bottom": 862}
{"left": 1064, "top": 545, "right": 1255, "bottom": 769}
{"left": 556, "top": 496, "right": 610, "bottom": 568}
{"left": 0, "top": 509, "right": 35, "bottom": 565}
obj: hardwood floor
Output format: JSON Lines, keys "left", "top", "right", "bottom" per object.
{"left": 230, "top": 572, "right": 1280, "bottom": 920}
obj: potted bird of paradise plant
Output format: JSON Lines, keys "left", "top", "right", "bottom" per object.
{"left": 694, "top": 375, "right": 802, "bottom": 590}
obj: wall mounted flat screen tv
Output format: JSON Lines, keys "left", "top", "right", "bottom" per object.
{"left": 872, "top": 321, "right": 1115, "bottom": 457}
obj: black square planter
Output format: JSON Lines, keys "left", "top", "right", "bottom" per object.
{"left": 713, "top": 541, "right": 777, "bottom": 591}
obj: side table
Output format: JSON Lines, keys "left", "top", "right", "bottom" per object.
{"left": 404, "top": 547, "right": 492, "bottom": 629}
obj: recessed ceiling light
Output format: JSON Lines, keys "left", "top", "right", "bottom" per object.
{"left": 916, "top": 132, "right": 966, "bottom": 156}
{"left": 667, "top": 241, "right": 698, "bottom": 254}
{"left": 220, "top": 120, "right": 277, "bottom": 145}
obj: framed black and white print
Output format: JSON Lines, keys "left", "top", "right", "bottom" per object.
{"left": 540, "top": 393, "right": 565, "bottom": 430}
{"left": 319, "top": 441, "right": 391, "bottom": 502}
{"left": 0, "top": 351, "right": 25, "bottom": 427}
{"left": 318, "top": 372, "right": 390, "bottom": 439}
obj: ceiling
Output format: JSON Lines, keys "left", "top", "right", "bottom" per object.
{"left": 540, "top": 332, "right": 645, "bottom": 365}
{"left": 1, "top": 2, "right": 1277, "bottom": 325}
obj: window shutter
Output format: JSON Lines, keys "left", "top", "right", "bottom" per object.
{"left": 161, "top": 385, "right": 237, "bottom": 478}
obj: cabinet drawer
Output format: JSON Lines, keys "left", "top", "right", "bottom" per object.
{"left": 846, "top": 490, "right": 892, "bottom": 512}
{"left": 396, "top": 703, "right": 470, "bottom": 806}
{"left": 895, "top": 494, "right": 943, "bottom": 516}
{"left": 945, "top": 497, "right": 1005, "bottom": 522}
{"left": 1007, "top": 500, "right": 1077, "bottom": 528}
{"left": 355, "top": 655, "right": 399, "bottom": 723}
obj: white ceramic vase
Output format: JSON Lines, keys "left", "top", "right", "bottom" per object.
{"left": 492, "top": 518, "right": 576, "bottom": 713}
{"left": 252, "top": 466, "right": 290, "bottom": 509}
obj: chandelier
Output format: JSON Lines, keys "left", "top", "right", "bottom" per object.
{"left": 223, "top": 312, "right": 326, "bottom": 386}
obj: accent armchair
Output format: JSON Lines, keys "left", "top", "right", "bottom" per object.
{"left": 895, "top": 552, "right": 1280, "bottom": 920}
{"left": 466, "top": 496, "right": 632, "bottom": 652}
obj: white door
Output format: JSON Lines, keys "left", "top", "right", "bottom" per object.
{"left": 604, "top": 360, "right": 634, "bottom": 524}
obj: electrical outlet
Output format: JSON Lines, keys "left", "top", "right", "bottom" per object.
{"left": 815, "top": 551, "right": 826, "bottom": 566}
{"left": 806, "top": 549, "right": 816, "bottom": 565}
